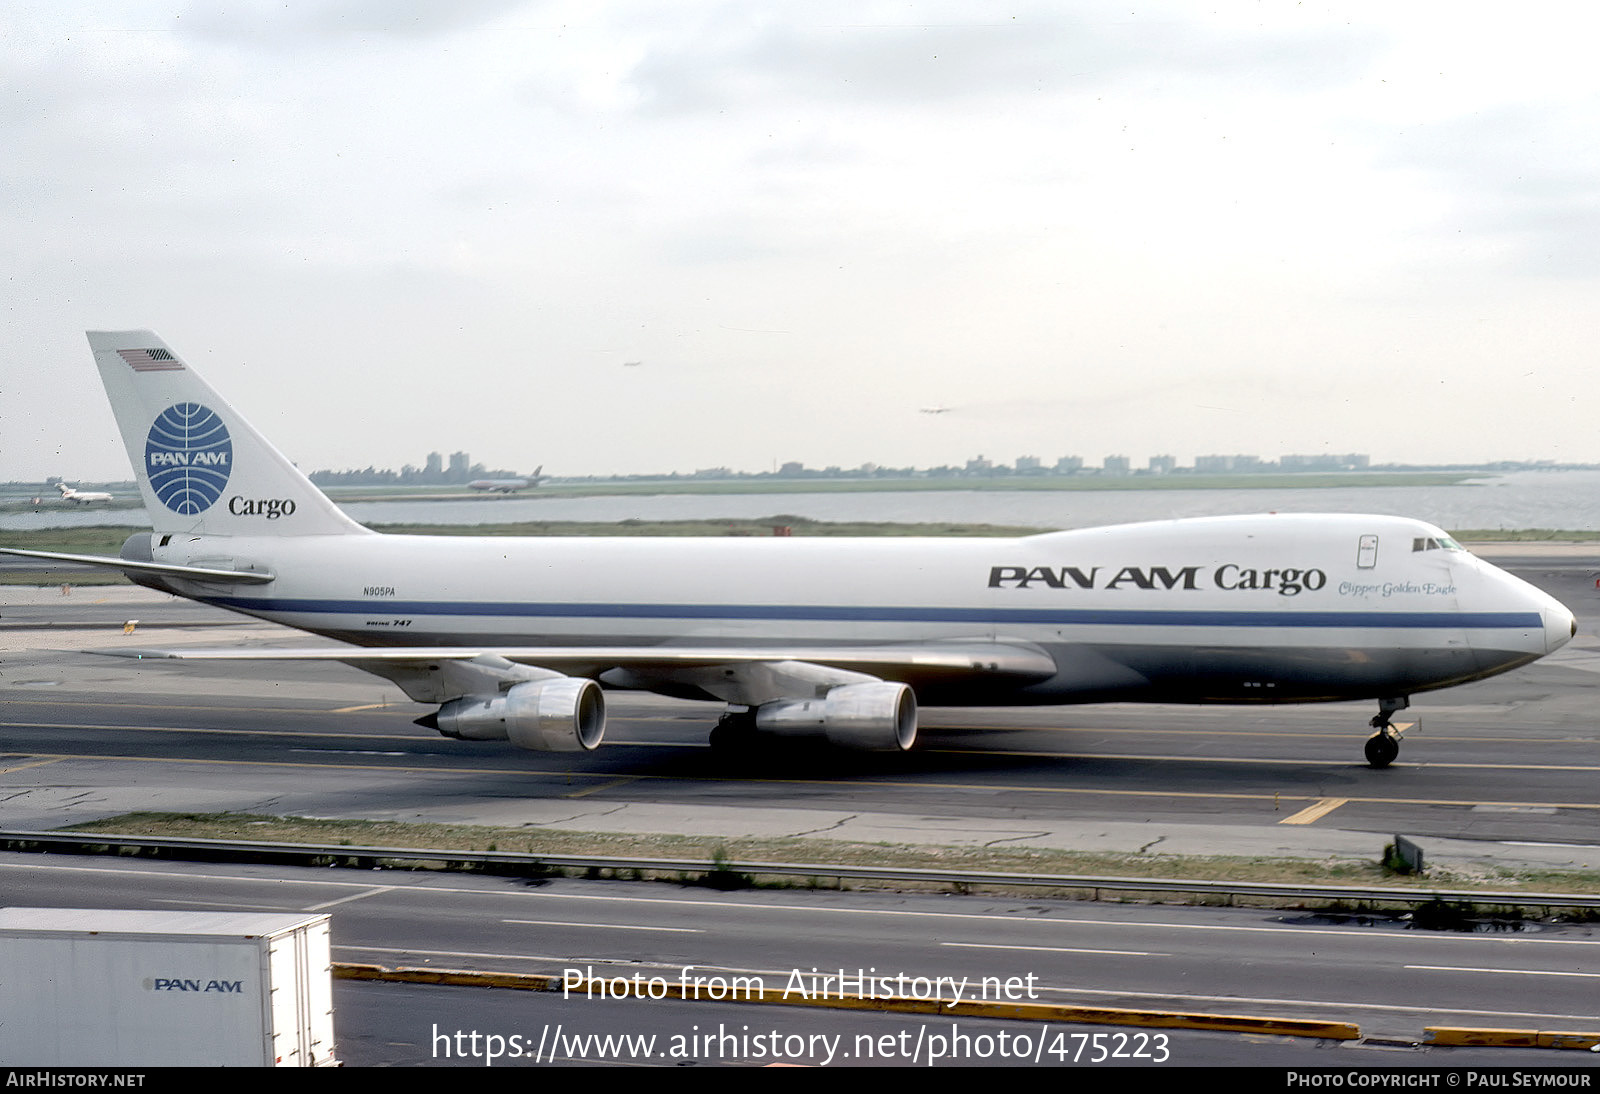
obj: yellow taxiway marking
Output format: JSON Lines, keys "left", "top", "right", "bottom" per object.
{"left": 563, "top": 777, "right": 640, "bottom": 799}
{"left": 0, "top": 719, "right": 682, "bottom": 751}
{"left": 926, "top": 721, "right": 1586, "bottom": 744}
{"left": 920, "top": 748, "right": 1600, "bottom": 772}
{"left": 2, "top": 721, "right": 418, "bottom": 741}
{"left": 0, "top": 758, "right": 63, "bottom": 775}
{"left": 14, "top": 720, "right": 1600, "bottom": 773}
{"left": 0, "top": 700, "right": 413, "bottom": 720}
{"left": 8, "top": 751, "right": 1600, "bottom": 813}
{"left": 1279, "top": 798, "right": 1350, "bottom": 825}
{"left": 11, "top": 699, "right": 1600, "bottom": 746}
{"left": 9, "top": 720, "right": 1600, "bottom": 774}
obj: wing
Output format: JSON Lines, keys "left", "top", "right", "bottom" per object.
{"left": 106, "top": 640, "right": 1059, "bottom": 706}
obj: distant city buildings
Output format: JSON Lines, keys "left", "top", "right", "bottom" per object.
{"left": 933, "top": 452, "right": 1375, "bottom": 478}
{"left": 1194, "top": 454, "right": 1266, "bottom": 473}
{"left": 1279, "top": 453, "right": 1371, "bottom": 471}
{"left": 311, "top": 449, "right": 1382, "bottom": 486}
{"left": 1194, "top": 453, "right": 1367, "bottom": 473}
{"left": 310, "top": 450, "right": 521, "bottom": 487}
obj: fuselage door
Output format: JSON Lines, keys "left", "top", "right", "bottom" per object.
{"left": 1356, "top": 534, "right": 1378, "bottom": 569}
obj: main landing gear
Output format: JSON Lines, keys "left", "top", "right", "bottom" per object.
{"left": 1364, "top": 696, "right": 1409, "bottom": 768}
{"left": 708, "top": 708, "right": 759, "bottom": 757}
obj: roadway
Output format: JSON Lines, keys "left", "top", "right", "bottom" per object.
{"left": 0, "top": 851, "right": 1596, "bottom": 1065}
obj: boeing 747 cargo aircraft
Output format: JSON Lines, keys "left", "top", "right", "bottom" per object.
{"left": 1, "top": 331, "right": 1575, "bottom": 768}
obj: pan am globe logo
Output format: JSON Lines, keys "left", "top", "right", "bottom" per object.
{"left": 145, "top": 403, "right": 233, "bottom": 514}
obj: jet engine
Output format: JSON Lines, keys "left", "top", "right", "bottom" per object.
{"left": 424, "top": 677, "right": 605, "bottom": 752}
{"left": 753, "top": 681, "right": 917, "bottom": 751}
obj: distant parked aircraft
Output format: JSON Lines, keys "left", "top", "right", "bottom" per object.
{"left": 56, "top": 483, "right": 113, "bottom": 505}
{"left": 468, "top": 466, "right": 544, "bottom": 493}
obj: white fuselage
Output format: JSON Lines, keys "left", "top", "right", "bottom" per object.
{"left": 150, "top": 511, "right": 1573, "bottom": 707}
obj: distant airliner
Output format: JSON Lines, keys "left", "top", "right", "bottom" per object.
{"left": 467, "top": 467, "right": 544, "bottom": 493}
{"left": 55, "top": 483, "right": 113, "bottom": 505}
{"left": 0, "top": 331, "right": 1575, "bottom": 769}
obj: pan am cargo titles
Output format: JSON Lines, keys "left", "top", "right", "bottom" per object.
{"left": 988, "top": 564, "right": 1328, "bottom": 596}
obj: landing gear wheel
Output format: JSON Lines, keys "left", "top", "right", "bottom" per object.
{"left": 1364, "top": 730, "right": 1399, "bottom": 769}
{"left": 709, "top": 710, "right": 759, "bottom": 757}
{"left": 1364, "top": 696, "right": 1408, "bottom": 767}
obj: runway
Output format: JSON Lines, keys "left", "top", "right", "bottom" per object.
{"left": 3, "top": 557, "right": 1600, "bottom": 858}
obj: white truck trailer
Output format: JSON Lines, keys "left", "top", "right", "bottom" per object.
{"left": 0, "top": 908, "right": 337, "bottom": 1066}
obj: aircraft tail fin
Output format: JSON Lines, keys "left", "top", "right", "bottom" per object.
{"left": 87, "top": 330, "right": 369, "bottom": 537}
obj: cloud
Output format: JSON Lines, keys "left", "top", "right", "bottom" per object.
{"left": 173, "top": 0, "right": 537, "bottom": 48}
{"left": 621, "top": 3, "right": 1375, "bottom": 117}
{"left": 1381, "top": 105, "right": 1600, "bottom": 278}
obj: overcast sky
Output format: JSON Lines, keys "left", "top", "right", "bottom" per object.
{"left": 5, "top": 1, "right": 1600, "bottom": 482}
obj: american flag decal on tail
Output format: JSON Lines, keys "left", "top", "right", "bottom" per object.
{"left": 118, "top": 347, "right": 183, "bottom": 371}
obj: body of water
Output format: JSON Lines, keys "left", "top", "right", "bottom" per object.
{"left": 6, "top": 470, "right": 1600, "bottom": 533}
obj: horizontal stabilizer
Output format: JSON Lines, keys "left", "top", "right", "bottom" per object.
{"left": 0, "top": 547, "right": 275, "bottom": 584}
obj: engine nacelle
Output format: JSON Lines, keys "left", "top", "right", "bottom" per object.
{"left": 753, "top": 681, "right": 917, "bottom": 751}
{"left": 431, "top": 677, "right": 605, "bottom": 752}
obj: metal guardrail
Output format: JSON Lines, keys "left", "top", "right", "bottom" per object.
{"left": 2, "top": 828, "right": 1597, "bottom": 911}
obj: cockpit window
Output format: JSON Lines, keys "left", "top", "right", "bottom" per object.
{"left": 1412, "top": 536, "right": 1465, "bottom": 552}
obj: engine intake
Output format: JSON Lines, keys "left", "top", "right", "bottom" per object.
{"left": 754, "top": 681, "right": 917, "bottom": 751}
{"left": 427, "top": 677, "right": 605, "bottom": 752}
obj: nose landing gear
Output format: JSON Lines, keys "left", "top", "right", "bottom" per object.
{"left": 1364, "top": 696, "right": 1409, "bottom": 768}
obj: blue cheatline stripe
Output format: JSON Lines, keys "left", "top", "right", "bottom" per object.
{"left": 205, "top": 596, "right": 1543, "bottom": 630}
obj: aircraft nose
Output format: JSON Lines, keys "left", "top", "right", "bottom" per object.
{"left": 1545, "top": 600, "right": 1577, "bottom": 654}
